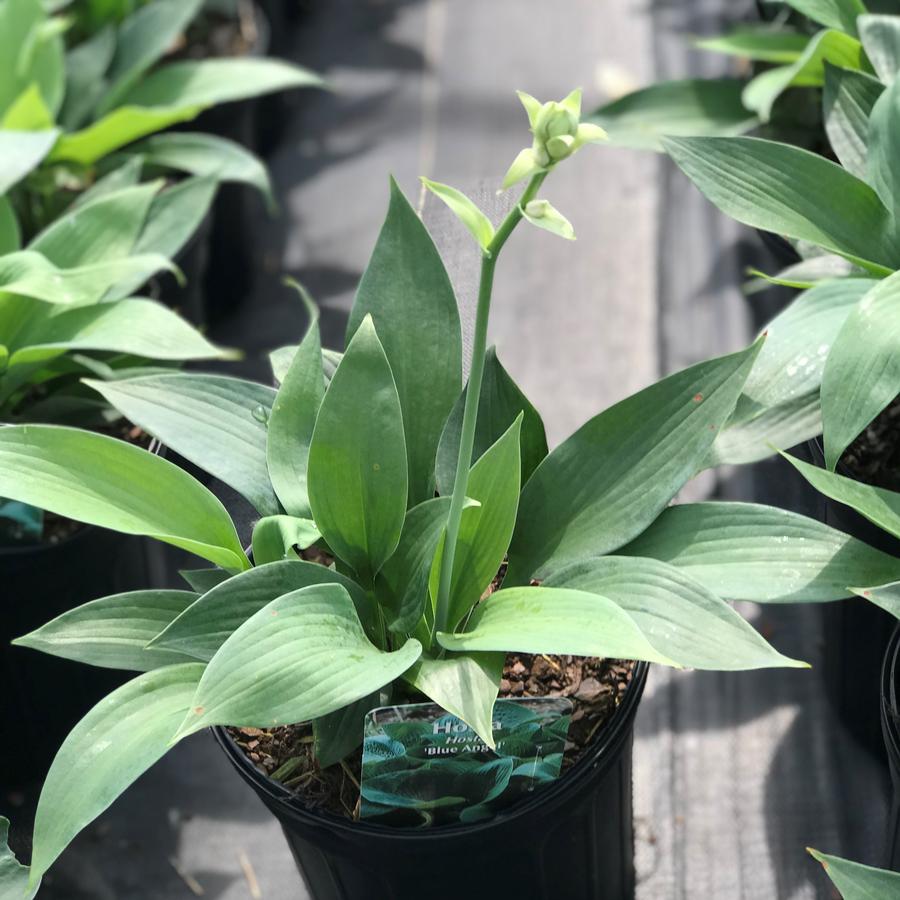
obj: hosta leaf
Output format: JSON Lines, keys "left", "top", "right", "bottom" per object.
{"left": 443, "top": 416, "right": 521, "bottom": 629}
{"left": 308, "top": 315, "right": 407, "bottom": 584}
{"left": 2, "top": 82, "right": 54, "bottom": 131}
{"left": 117, "top": 175, "right": 218, "bottom": 284}
{"left": 13, "top": 590, "right": 198, "bottom": 671}
{"left": 822, "top": 273, "right": 900, "bottom": 469}
{"left": 781, "top": 0, "right": 866, "bottom": 34}
{"left": 348, "top": 178, "right": 461, "bottom": 504}
{"left": 314, "top": 690, "right": 385, "bottom": 769}
{"left": 0, "top": 197, "right": 19, "bottom": 253}
{"left": 130, "top": 132, "right": 274, "bottom": 207}
{"left": 588, "top": 79, "right": 757, "bottom": 151}
{"left": 99, "top": 0, "right": 205, "bottom": 112}
{"left": 50, "top": 105, "right": 204, "bottom": 166}
{"left": 266, "top": 298, "right": 324, "bottom": 519}
{"left": 9, "top": 299, "right": 231, "bottom": 365}
{"left": 0, "top": 0, "right": 64, "bottom": 117}
{"left": 121, "top": 58, "right": 323, "bottom": 110}
{"left": 745, "top": 254, "right": 857, "bottom": 292}
{"left": 151, "top": 560, "right": 374, "bottom": 660}
{"left": 867, "top": 73, "right": 900, "bottom": 226}
{"left": 362, "top": 757, "right": 513, "bottom": 810}
{"left": 739, "top": 279, "right": 873, "bottom": 410}
{"left": 850, "top": 581, "right": 900, "bottom": 619}
{"left": 0, "top": 252, "right": 172, "bottom": 306}
{"left": 438, "top": 586, "right": 676, "bottom": 665}
{"left": 0, "top": 128, "right": 59, "bottom": 193}
{"left": 784, "top": 452, "right": 900, "bottom": 542}
{"left": 706, "top": 392, "right": 823, "bottom": 466}
{"left": 251, "top": 515, "right": 320, "bottom": 565}
{"left": 742, "top": 29, "right": 868, "bottom": 121}
{"left": 86, "top": 373, "right": 280, "bottom": 517}
{"left": 858, "top": 14, "right": 900, "bottom": 82}
{"left": 406, "top": 652, "right": 504, "bottom": 748}
{"left": 620, "top": 501, "right": 900, "bottom": 601}
{"left": 709, "top": 278, "right": 873, "bottom": 464}
{"left": 436, "top": 347, "right": 548, "bottom": 494}
{"left": 695, "top": 28, "right": 810, "bottom": 63}
{"left": 823, "top": 64, "right": 883, "bottom": 179}
{"left": 172, "top": 584, "right": 421, "bottom": 739}
{"left": 506, "top": 340, "right": 761, "bottom": 584}
{"left": 0, "top": 817, "right": 37, "bottom": 899}
{"left": 29, "top": 182, "right": 160, "bottom": 267}
{"left": 28, "top": 663, "right": 205, "bottom": 886}
{"left": 376, "top": 496, "right": 453, "bottom": 633}
{"left": 0, "top": 425, "right": 248, "bottom": 571}
{"left": 663, "top": 136, "right": 897, "bottom": 273}
{"left": 544, "top": 557, "right": 806, "bottom": 669}
{"left": 179, "top": 567, "right": 230, "bottom": 593}
{"left": 59, "top": 25, "right": 116, "bottom": 130}
{"left": 71, "top": 156, "right": 144, "bottom": 209}
{"left": 808, "top": 848, "right": 900, "bottom": 899}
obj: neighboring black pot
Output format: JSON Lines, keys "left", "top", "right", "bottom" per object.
{"left": 0, "top": 441, "right": 163, "bottom": 786}
{"left": 146, "top": 207, "right": 213, "bottom": 327}
{"left": 193, "top": 2, "right": 271, "bottom": 323}
{"left": 214, "top": 661, "right": 648, "bottom": 900}
{"left": 882, "top": 623, "right": 900, "bottom": 869}
{"left": 810, "top": 438, "right": 899, "bottom": 761}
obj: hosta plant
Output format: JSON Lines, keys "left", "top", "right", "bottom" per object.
{"left": 589, "top": 0, "right": 897, "bottom": 150}
{"left": 2, "top": 89, "right": 900, "bottom": 890}
{"left": 659, "top": 43, "right": 900, "bottom": 470}
{"left": 0, "top": 0, "right": 321, "bottom": 242}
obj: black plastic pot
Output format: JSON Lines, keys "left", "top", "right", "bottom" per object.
{"left": 810, "top": 438, "right": 899, "bottom": 761}
{"left": 192, "top": 2, "right": 271, "bottom": 323}
{"left": 0, "top": 441, "right": 163, "bottom": 786}
{"left": 882, "top": 623, "right": 900, "bottom": 869}
{"left": 214, "top": 661, "right": 648, "bottom": 900}
{"left": 146, "top": 207, "right": 213, "bottom": 327}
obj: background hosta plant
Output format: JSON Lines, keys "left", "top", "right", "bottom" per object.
{"left": 589, "top": 0, "right": 896, "bottom": 151}
{"left": 1, "top": 88, "right": 898, "bottom": 887}
{"left": 0, "top": 0, "right": 321, "bottom": 243}
{"left": 644, "top": 27, "right": 900, "bottom": 470}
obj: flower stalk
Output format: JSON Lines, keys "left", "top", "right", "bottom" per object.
{"left": 433, "top": 171, "right": 546, "bottom": 639}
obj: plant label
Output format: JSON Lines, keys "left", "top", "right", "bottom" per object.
{"left": 359, "top": 697, "right": 572, "bottom": 827}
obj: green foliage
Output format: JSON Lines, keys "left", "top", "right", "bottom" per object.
{"left": 808, "top": 848, "right": 900, "bottom": 898}
{"left": 7, "top": 91, "right": 887, "bottom": 872}
{"left": 347, "top": 178, "right": 461, "bottom": 505}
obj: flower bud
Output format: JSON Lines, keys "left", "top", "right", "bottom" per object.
{"left": 524, "top": 199, "right": 550, "bottom": 218}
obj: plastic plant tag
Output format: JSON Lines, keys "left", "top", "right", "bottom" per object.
{"left": 0, "top": 500, "right": 43, "bottom": 545}
{"left": 360, "top": 697, "right": 572, "bottom": 827}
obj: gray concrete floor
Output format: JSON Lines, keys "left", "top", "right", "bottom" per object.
{"left": 3, "top": 0, "right": 891, "bottom": 897}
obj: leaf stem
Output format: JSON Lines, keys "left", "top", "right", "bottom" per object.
{"left": 433, "top": 172, "right": 546, "bottom": 639}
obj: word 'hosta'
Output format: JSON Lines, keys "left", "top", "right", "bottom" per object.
{"left": 1, "top": 89, "right": 898, "bottom": 891}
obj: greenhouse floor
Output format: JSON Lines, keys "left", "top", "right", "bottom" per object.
{"left": 7, "top": 0, "right": 889, "bottom": 897}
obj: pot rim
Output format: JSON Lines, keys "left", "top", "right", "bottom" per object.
{"left": 213, "top": 658, "right": 649, "bottom": 841}
{"left": 0, "top": 435, "right": 163, "bottom": 558}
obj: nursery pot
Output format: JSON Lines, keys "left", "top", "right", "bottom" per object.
{"left": 810, "top": 438, "right": 899, "bottom": 761}
{"left": 192, "top": 1, "right": 272, "bottom": 322}
{"left": 214, "top": 660, "right": 648, "bottom": 900}
{"left": 147, "top": 206, "right": 213, "bottom": 327}
{"left": 0, "top": 440, "right": 163, "bottom": 785}
{"left": 882, "top": 622, "right": 900, "bottom": 869}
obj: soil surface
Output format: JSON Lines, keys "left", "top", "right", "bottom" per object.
{"left": 174, "top": 1, "right": 259, "bottom": 60}
{"left": 841, "top": 394, "right": 900, "bottom": 492}
{"left": 228, "top": 654, "right": 634, "bottom": 822}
